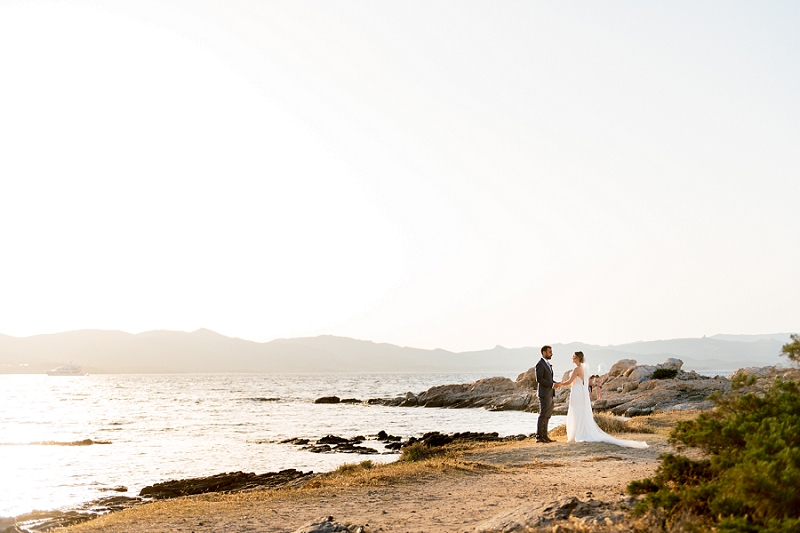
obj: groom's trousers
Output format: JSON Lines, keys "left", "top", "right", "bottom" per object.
{"left": 537, "top": 393, "right": 554, "bottom": 438}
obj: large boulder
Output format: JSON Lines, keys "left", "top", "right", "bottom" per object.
{"left": 626, "top": 365, "right": 655, "bottom": 382}
{"left": 515, "top": 367, "right": 537, "bottom": 389}
{"left": 607, "top": 359, "right": 637, "bottom": 377}
{"left": 659, "top": 358, "right": 683, "bottom": 371}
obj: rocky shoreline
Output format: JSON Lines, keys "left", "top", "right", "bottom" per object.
{"left": 2, "top": 430, "right": 526, "bottom": 533}
{"left": 354, "top": 358, "right": 734, "bottom": 417}
{"left": 8, "top": 364, "right": 793, "bottom": 533}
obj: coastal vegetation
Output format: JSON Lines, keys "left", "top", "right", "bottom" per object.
{"left": 781, "top": 334, "right": 800, "bottom": 364}
{"left": 651, "top": 368, "right": 678, "bottom": 380}
{"left": 627, "top": 376, "right": 800, "bottom": 532}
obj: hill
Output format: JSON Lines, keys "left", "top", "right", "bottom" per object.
{"left": 0, "top": 330, "right": 792, "bottom": 374}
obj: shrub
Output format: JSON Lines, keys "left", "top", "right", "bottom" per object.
{"left": 781, "top": 334, "right": 800, "bottom": 365}
{"left": 400, "top": 442, "right": 431, "bottom": 462}
{"left": 334, "top": 460, "right": 374, "bottom": 475}
{"left": 627, "top": 379, "right": 800, "bottom": 532}
{"left": 652, "top": 368, "right": 678, "bottom": 380}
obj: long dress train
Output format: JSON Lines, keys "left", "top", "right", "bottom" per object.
{"left": 566, "top": 367, "right": 648, "bottom": 449}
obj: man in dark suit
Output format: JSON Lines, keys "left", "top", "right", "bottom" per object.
{"left": 535, "top": 345, "right": 556, "bottom": 443}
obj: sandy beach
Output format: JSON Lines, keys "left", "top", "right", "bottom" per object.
{"left": 60, "top": 420, "right": 675, "bottom": 533}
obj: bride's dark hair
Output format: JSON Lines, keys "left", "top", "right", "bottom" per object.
{"left": 574, "top": 351, "right": 585, "bottom": 363}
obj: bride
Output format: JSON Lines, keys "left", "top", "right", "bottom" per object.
{"left": 555, "top": 351, "right": 648, "bottom": 449}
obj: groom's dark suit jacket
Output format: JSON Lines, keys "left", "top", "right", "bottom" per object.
{"left": 535, "top": 358, "right": 556, "bottom": 398}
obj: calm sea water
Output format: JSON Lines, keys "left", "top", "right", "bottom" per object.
{"left": 0, "top": 373, "right": 563, "bottom": 517}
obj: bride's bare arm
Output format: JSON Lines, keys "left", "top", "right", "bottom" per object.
{"left": 558, "top": 367, "right": 583, "bottom": 387}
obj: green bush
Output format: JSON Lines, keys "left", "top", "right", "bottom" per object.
{"left": 782, "top": 334, "right": 800, "bottom": 365}
{"left": 652, "top": 368, "right": 679, "bottom": 380}
{"left": 627, "top": 379, "right": 800, "bottom": 532}
{"left": 334, "top": 460, "right": 374, "bottom": 475}
{"left": 400, "top": 442, "right": 431, "bottom": 462}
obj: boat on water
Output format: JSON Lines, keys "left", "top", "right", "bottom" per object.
{"left": 46, "top": 364, "right": 87, "bottom": 376}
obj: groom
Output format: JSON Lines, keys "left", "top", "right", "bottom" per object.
{"left": 535, "top": 345, "right": 556, "bottom": 443}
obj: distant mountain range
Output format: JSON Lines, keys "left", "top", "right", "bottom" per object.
{"left": 0, "top": 329, "right": 793, "bottom": 374}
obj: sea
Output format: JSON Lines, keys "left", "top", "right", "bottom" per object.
{"left": 0, "top": 372, "right": 562, "bottom": 519}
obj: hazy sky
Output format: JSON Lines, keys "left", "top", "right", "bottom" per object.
{"left": 1, "top": 1, "right": 798, "bottom": 351}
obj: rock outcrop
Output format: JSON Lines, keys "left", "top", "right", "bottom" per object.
{"left": 592, "top": 358, "right": 729, "bottom": 416}
{"left": 369, "top": 358, "right": 732, "bottom": 416}
{"left": 313, "top": 396, "right": 363, "bottom": 404}
{"left": 139, "top": 469, "right": 313, "bottom": 499}
{"left": 281, "top": 434, "right": 381, "bottom": 454}
{"left": 292, "top": 516, "right": 364, "bottom": 533}
{"left": 475, "top": 496, "right": 628, "bottom": 532}
{"left": 369, "top": 376, "right": 537, "bottom": 411}
{"left": 11, "top": 496, "right": 141, "bottom": 532}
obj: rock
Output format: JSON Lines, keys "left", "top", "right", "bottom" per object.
{"left": 730, "top": 366, "right": 773, "bottom": 379}
{"left": 339, "top": 398, "right": 362, "bottom": 404}
{"left": 303, "top": 444, "right": 333, "bottom": 453}
{"left": 624, "top": 407, "right": 653, "bottom": 417}
{"left": 318, "top": 435, "right": 351, "bottom": 445}
{"left": 13, "top": 496, "right": 142, "bottom": 532}
{"left": 475, "top": 496, "right": 623, "bottom": 532}
{"left": 404, "top": 431, "right": 502, "bottom": 449}
{"left": 334, "top": 443, "right": 378, "bottom": 454}
{"left": 139, "top": 469, "right": 312, "bottom": 499}
{"left": 607, "top": 359, "right": 637, "bottom": 377}
{"left": 292, "top": 516, "right": 352, "bottom": 533}
{"left": 297, "top": 435, "right": 377, "bottom": 454}
{"left": 398, "top": 392, "right": 418, "bottom": 407}
{"left": 377, "top": 376, "right": 536, "bottom": 411}
{"left": 98, "top": 485, "right": 128, "bottom": 492}
{"left": 663, "top": 401, "right": 714, "bottom": 411}
{"left": 282, "top": 438, "right": 311, "bottom": 445}
{"left": 660, "top": 358, "right": 683, "bottom": 371}
{"left": 610, "top": 389, "right": 682, "bottom": 416}
{"left": 377, "top": 430, "right": 401, "bottom": 442}
{"left": 314, "top": 396, "right": 341, "bottom": 404}
{"left": 626, "top": 365, "right": 655, "bottom": 382}
{"left": 12, "top": 510, "right": 96, "bottom": 532}
{"left": 369, "top": 358, "right": 734, "bottom": 415}
{"left": 515, "top": 368, "right": 537, "bottom": 389}
{"left": 622, "top": 382, "right": 638, "bottom": 393}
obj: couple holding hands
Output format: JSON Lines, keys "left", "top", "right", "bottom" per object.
{"left": 534, "top": 345, "right": 647, "bottom": 449}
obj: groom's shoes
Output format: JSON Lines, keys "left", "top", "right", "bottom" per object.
{"left": 535, "top": 436, "right": 553, "bottom": 443}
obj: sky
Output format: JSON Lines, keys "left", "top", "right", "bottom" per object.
{"left": 0, "top": 1, "right": 798, "bottom": 351}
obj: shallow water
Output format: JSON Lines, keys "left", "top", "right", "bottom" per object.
{"left": 0, "top": 373, "right": 564, "bottom": 517}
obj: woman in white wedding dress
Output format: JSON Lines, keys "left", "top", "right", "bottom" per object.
{"left": 556, "top": 351, "right": 648, "bottom": 449}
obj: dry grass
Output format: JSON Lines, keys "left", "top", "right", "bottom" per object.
{"left": 548, "top": 413, "right": 653, "bottom": 438}
{"left": 68, "top": 451, "right": 492, "bottom": 529}
{"left": 641, "top": 410, "right": 706, "bottom": 436}
{"left": 595, "top": 413, "right": 654, "bottom": 434}
{"left": 221, "top": 448, "right": 493, "bottom": 503}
